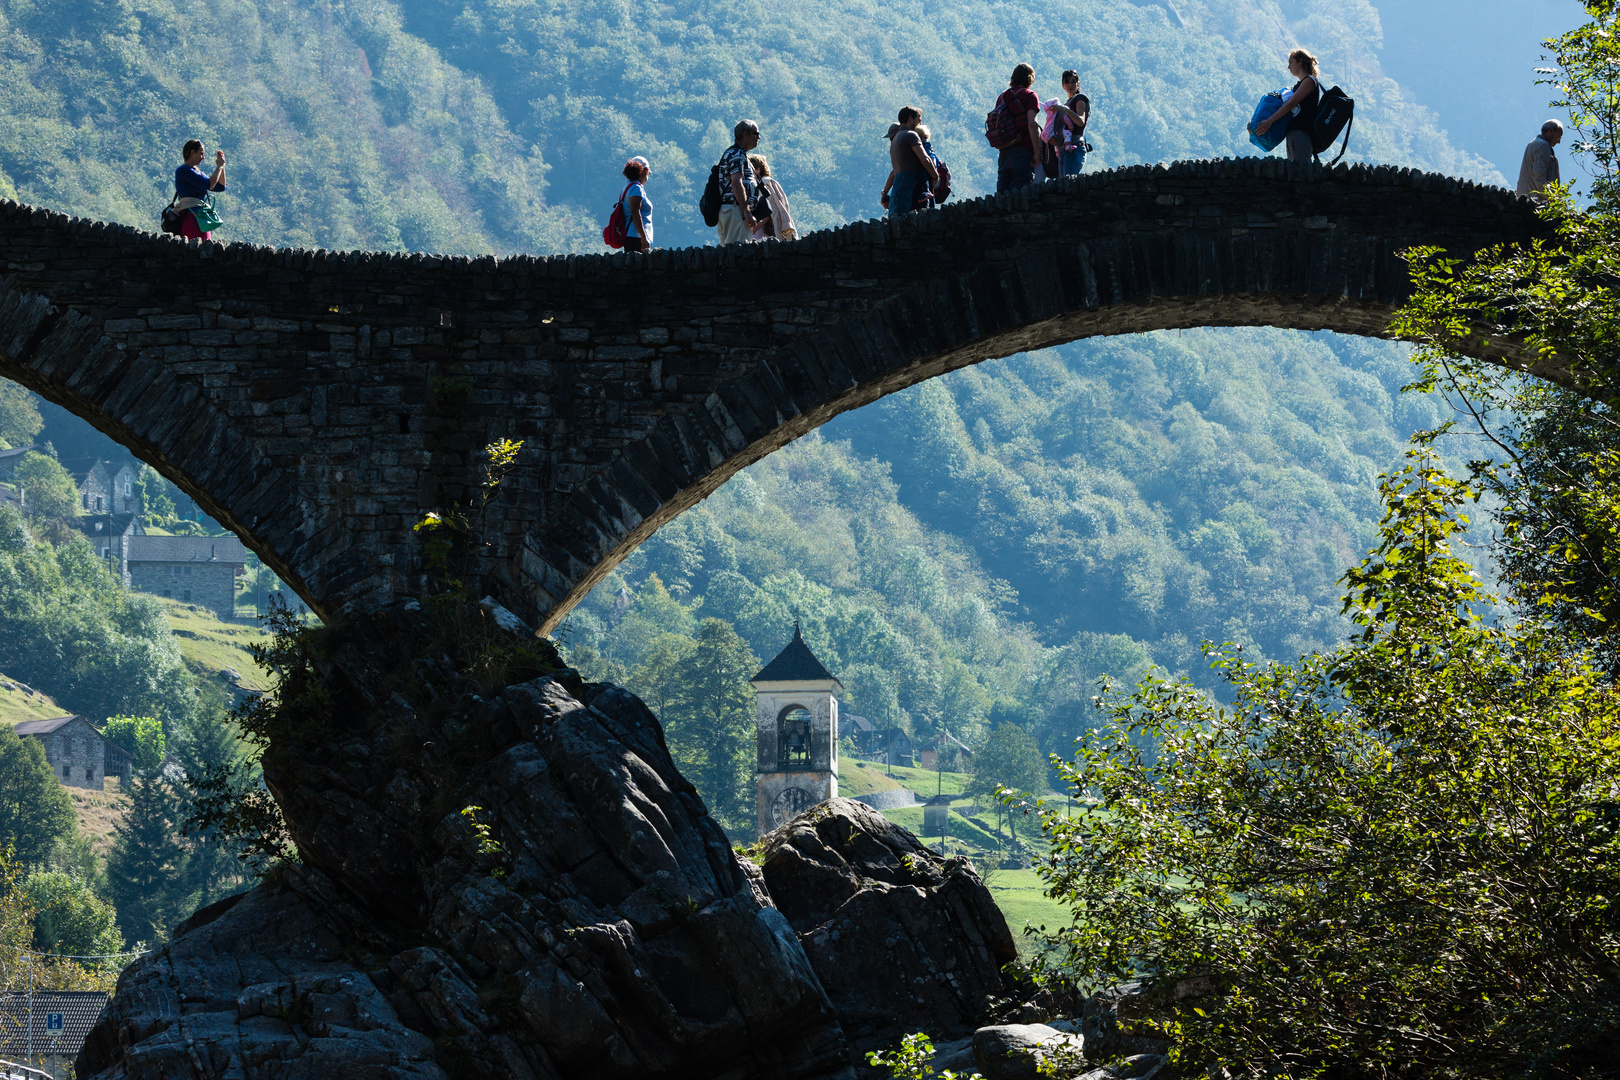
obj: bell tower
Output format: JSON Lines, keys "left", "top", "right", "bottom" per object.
{"left": 751, "top": 624, "right": 841, "bottom": 836}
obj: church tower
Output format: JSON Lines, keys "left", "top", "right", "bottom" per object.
{"left": 751, "top": 624, "right": 841, "bottom": 836}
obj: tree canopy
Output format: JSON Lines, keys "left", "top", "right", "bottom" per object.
{"left": 0, "top": 725, "right": 76, "bottom": 867}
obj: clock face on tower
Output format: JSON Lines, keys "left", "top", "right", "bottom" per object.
{"left": 771, "top": 786, "right": 816, "bottom": 827}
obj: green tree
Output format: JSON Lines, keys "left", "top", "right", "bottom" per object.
{"left": 1031, "top": 440, "right": 1620, "bottom": 1077}
{"left": 969, "top": 722, "right": 1046, "bottom": 842}
{"left": 0, "top": 725, "right": 76, "bottom": 866}
{"left": 133, "top": 464, "right": 176, "bottom": 527}
{"left": 12, "top": 451, "right": 78, "bottom": 537}
{"left": 103, "top": 716, "right": 165, "bottom": 774}
{"left": 106, "top": 777, "right": 189, "bottom": 945}
{"left": 626, "top": 631, "right": 697, "bottom": 726}
{"left": 21, "top": 869, "right": 123, "bottom": 959}
{"left": 662, "top": 619, "right": 758, "bottom": 832}
{"left": 0, "top": 383, "right": 42, "bottom": 450}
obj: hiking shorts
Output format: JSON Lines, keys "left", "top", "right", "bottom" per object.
{"left": 889, "top": 170, "right": 925, "bottom": 218}
{"left": 996, "top": 146, "right": 1036, "bottom": 193}
{"left": 1286, "top": 129, "right": 1314, "bottom": 164}
{"left": 717, "top": 203, "right": 753, "bottom": 244}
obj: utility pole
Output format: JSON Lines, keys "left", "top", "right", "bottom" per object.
{"left": 26, "top": 950, "right": 33, "bottom": 1069}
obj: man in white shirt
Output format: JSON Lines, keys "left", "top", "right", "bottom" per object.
{"left": 1517, "top": 120, "right": 1563, "bottom": 202}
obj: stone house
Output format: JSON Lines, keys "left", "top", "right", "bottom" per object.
{"left": 78, "top": 459, "right": 137, "bottom": 515}
{"left": 125, "top": 534, "right": 250, "bottom": 618}
{"left": 0, "top": 443, "right": 38, "bottom": 479}
{"left": 918, "top": 730, "right": 974, "bottom": 773}
{"left": 76, "top": 511, "right": 145, "bottom": 578}
{"left": 14, "top": 714, "right": 132, "bottom": 790}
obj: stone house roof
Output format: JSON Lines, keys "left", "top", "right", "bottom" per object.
{"left": 126, "top": 534, "right": 250, "bottom": 565}
{"left": 13, "top": 714, "right": 84, "bottom": 737}
{"left": 753, "top": 625, "right": 840, "bottom": 684}
{"left": 0, "top": 990, "right": 111, "bottom": 1061}
{"left": 0, "top": 444, "right": 37, "bottom": 476}
{"left": 76, "top": 513, "right": 142, "bottom": 540}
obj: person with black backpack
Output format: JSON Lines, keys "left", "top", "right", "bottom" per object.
{"left": 713, "top": 120, "right": 762, "bottom": 244}
{"left": 1251, "top": 49, "right": 1321, "bottom": 164}
{"left": 985, "top": 63, "right": 1043, "bottom": 193}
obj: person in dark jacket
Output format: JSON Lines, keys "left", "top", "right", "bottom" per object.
{"left": 1251, "top": 49, "right": 1321, "bottom": 164}
{"left": 174, "top": 139, "right": 226, "bottom": 239}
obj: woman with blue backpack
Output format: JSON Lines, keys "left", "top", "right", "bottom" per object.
{"left": 1251, "top": 49, "right": 1322, "bottom": 163}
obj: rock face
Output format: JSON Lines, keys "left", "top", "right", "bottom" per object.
{"left": 80, "top": 606, "right": 855, "bottom": 1080}
{"left": 971, "top": 1023, "right": 1086, "bottom": 1080}
{"left": 758, "top": 798, "right": 1018, "bottom": 1051}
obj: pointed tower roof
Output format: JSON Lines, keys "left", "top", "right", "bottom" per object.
{"left": 752, "top": 623, "right": 840, "bottom": 686}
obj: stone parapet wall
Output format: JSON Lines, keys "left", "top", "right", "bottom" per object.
{"left": 0, "top": 160, "right": 1552, "bottom": 629}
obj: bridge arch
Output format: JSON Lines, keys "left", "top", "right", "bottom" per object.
{"left": 0, "top": 159, "right": 1553, "bottom": 633}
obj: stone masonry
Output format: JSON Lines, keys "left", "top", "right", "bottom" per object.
{"left": 0, "top": 160, "right": 1554, "bottom": 632}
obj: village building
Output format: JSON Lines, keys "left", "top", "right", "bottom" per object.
{"left": 751, "top": 625, "right": 841, "bottom": 836}
{"left": 0, "top": 990, "right": 111, "bottom": 1075}
{"left": 124, "top": 534, "right": 250, "bottom": 618}
{"left": 0, "top": 443, "right": 38, "bottom": 479}
{"left": 918, "top": 730, "right": 974, "bottom": 772}
{"left": 14, "top": 715, "right": 132, "bottom": 791}
{"left": 76, "top": 512, "right": 144, "bottom": 576}
{"left": 77, "top": 459, "right": 137, "bottom": 515}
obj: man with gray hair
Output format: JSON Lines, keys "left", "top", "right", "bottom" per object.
{"left": 715, "top": 119, "right": 761, "bottom": 244}
{"left": 1517, "top": 120, "right": 1563, "bottom": 201}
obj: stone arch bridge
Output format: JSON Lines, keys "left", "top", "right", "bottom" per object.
{"left": 0, "top": 159, "right": 1553, "bottom": 634}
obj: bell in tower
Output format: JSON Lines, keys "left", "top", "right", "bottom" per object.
{"left": 751, "top": 623, "right": 841, "bottom": 836}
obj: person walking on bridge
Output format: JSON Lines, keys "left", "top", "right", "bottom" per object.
{"left": 716, "top": 120, "right": 761, "bottom": 245}
{"left": 1250, "top": 49, "right": 1321, "bottom": 164}
{"left": 174, "top": 139, "right": 226, "bottom": 240}
{"left": 1517, "top": 120, "right": 1563, "bottom": 203}
{"left": 880, "top": 106, "right": 940, "bottom": 218}
{"left": 991, "top": 64, "right": 1043, "bottom": 193}
{"left": 620, "top": 156, "right": 653, "bottom": 252}
{"left": 1053, "top": 69, "right": 1091, "bottom": 176}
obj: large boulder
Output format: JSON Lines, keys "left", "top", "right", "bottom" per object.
{"left": 758, "top": 798, "right": 1018, "bottom": 1051}
{"left": 80, "top": 605, "right": 855, "bottom": 1080}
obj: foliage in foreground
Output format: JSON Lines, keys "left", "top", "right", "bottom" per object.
{"left": 0, "top": 847, "right": 120, "bottom": 994}
{"left": 1029, "top": 442, "right": 1620, "bottom": 1078}
{"left": 866, "top": 1031, "right": 984, "bottom": 1080}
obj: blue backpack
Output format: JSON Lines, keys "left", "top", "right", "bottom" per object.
{"left": 1247, "top": 88, "right": 1292, "bottom": 151}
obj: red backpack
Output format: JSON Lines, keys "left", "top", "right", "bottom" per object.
{"left": 984, "top": 91, "right": 1024, "bottom": 150}
{"left": 602, "top": 183, "right": 632, "bottom": 248}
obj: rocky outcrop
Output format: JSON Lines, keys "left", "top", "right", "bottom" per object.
{"left": 758, "top": 798, "right": 1018, "bottom": 1052}
{"left": 80, "top": 603, "right": 855, "bottom": 1080}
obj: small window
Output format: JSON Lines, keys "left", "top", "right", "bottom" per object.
{"left": 62, "top": 764, "right": 70, "bottom": 778}
{"left": 183, "top": 589, "right": 192, "bottom": 602}
{"left": 81, "top": 494, "right": 89, "bottom": 509}
{"left": 96, "top": 496, "right": 104, "bottom": 511}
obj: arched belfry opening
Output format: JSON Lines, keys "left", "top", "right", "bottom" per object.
{"left": 751, "top": 624, "right": 841, "bottom": 836}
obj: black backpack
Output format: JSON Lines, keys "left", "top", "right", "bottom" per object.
{"left": 1309, "top": 85, "right": 1355, "bottom": 164}
{"left": 699, "top": 165, "right": 722, "bottom": 227}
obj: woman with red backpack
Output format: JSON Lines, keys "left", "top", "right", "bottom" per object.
{"left": 620, "top": 157, "right": 653, "bottom": 251}
{"left": 986, "top": 63, "right": 1043, "bottom": 193}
